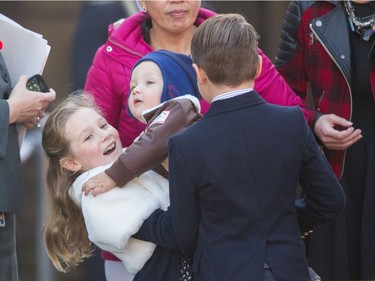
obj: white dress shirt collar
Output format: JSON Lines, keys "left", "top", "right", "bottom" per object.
{"left": 212, "top": 88, "right": 253, "bottom": 103}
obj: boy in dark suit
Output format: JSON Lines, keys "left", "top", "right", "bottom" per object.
{"left": 165, "top": 13, "right": 346, "bottom": 281}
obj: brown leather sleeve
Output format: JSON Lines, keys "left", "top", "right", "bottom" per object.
{"left": 106, "top": 98, "right": 202, "bottom": 186}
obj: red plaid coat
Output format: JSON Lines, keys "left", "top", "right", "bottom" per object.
{"left": 275, "top": 0, "right": 375, "bottom": 178}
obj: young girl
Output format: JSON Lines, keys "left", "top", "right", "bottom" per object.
{"left": 42, "top": 50, "right": 201, "bottom": 279}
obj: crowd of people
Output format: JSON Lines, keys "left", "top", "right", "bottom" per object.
{"left": 1, "top": 1, "right": 374, "bottom": 281}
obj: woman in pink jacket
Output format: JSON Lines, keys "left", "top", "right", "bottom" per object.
{"left": 84, "top": 1, "right": 308, "bottom": 280}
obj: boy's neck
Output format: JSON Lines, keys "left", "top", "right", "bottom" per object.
{"left": 204, "top": 80, "right": 254, "bottom": 104}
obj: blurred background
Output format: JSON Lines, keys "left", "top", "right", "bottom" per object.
{"left": 1, "top": 1, "right": 289, "bottom": 280}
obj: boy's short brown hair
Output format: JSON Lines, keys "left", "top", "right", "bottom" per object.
{"left": 191, "top": 13, "right": 259, "bottom": 87}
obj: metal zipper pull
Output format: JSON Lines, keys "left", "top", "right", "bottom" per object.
{"left": 309, "top": 32, "right": 314, "bottom": 45}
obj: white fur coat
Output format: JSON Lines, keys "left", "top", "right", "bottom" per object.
{"left": 70, "top": 164, "right": 170, "bottom": 274}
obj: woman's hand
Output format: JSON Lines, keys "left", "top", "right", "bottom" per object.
{"left": 314, "top": 113, "right": 362, "bottom": 150}
{"left": 7, "top": 75, "right": 56, "bottom": 126}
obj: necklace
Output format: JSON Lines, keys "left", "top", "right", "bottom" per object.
{"left": 344, "top": 0, "right": 375, "bottom": 41}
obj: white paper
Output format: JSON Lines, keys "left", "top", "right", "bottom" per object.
{"left": 0, "top": 14, "right": 50, "bottom": 86}
{"left": 0, "top": 13, "right": 51, "bottom": 148}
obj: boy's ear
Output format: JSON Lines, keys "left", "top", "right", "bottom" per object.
{"left": 255, "top": 55, "right": 262, "bottom": 79}
{"left": 193, "top": 63, "right": 207, "bottom": 85}
{"left": 60, "top": 156, "right": 82, "bottom": 172}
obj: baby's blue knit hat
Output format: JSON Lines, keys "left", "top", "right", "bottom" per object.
{"left": 131, "top": 49, "right": 200, "bottom": 102}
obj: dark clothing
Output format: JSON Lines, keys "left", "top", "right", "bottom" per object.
{"left": 275, "top": 1, "right": 375, "bottom": 279}
{"left": 134, "top": 236, "right": 180, "bottom": 281}
{"left": 0, "top": 53, "right": 23, "bottom": 281}
{"left": 136, "top": 92, "right": 345, "bottom": 281}
{"left": 0, "top": 53, "right": 24, "bottom": 212}
{"left": 275, "top": 0, "right": 352, "bottom": 178}
{"left": 0, "top": 213, "right": 18, "bottom": 281}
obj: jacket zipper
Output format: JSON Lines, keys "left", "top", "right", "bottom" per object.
{"left": 309, "top": 23, "right": 351, "bottom": 179}
{"left": 108, "top": 38, "right": 145, "bottom": 58}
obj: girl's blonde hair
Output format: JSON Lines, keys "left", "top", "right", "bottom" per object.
{"left": 42, "top": 91, "right": 101, "bottom": 272}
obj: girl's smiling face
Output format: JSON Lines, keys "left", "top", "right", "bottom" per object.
{"left": 61, "top": 107, "right": 123, "bottom": 172}
{"left": 128, "top": 61, "right": 164, "bottom": 122}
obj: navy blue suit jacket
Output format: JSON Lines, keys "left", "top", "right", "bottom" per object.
{"left": 135, "top": 91, "right": 345, "bottom": 281}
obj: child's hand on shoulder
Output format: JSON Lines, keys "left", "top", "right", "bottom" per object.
{"left": 82, "top": 172, "right": 116, "bottom": 197}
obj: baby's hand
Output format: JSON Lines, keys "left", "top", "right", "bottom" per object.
{"left": 82, "top": 172, "right": 116, "bottom": 197}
